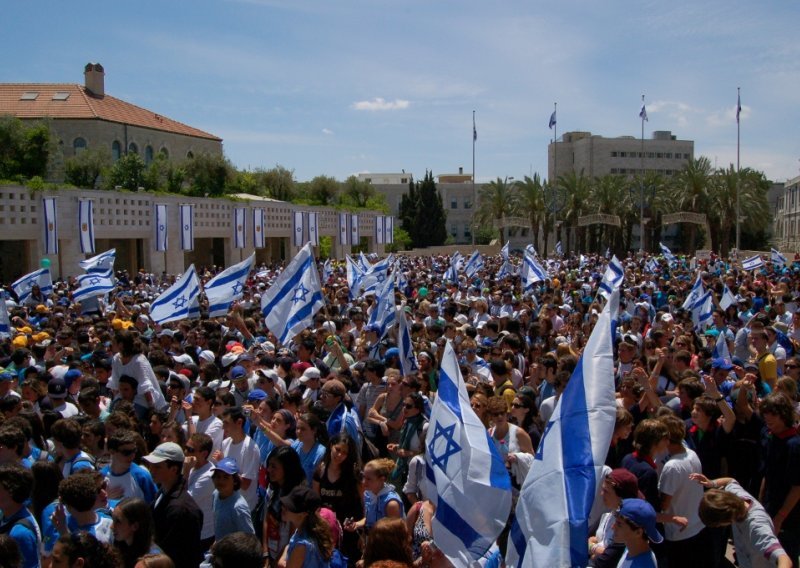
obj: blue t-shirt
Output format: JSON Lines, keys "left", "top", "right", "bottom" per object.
{"left": 286, "top": 529, "right": 329, "bottom": 568}
{"left": 100, "top": 462, "right": 158, "bottom": 504}
{"left": 290, "top": 440, "right": 326, "bottom": 485}
{"left": 212, "top": 490, "right": 255, "bottom": 539}
{"left": 42, "top": 510, "right": 113, "bottom": 555}
{"left": 0, "top": 507, "right": 41, "bottom": 568}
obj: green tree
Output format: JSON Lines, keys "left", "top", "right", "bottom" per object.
{"left": 106, "top": 153, "right": 146, "bottom": 191}
{"left": 183, "top": 152, "right": 235, "bottom": 196}
{"left": 64, "top": 147, "right": 112, "bottom": 189}
{"left": 558, "top": 171, "right": 590, "bottom": 253}
{"left": 476, "top": 177, "right": 518, "bottom": 244}
{"left": 399, "top": 177, "right": 418, "bottom": 240}
{"left": 516, "top": 174, "right": 546, "bottom": 252}
{"left": 257, "top": 165, "right": 296, "bottom": 201}
{"left": 669, "top": 156, "right": 713, "bottom": 250}
{"left": 0, "top": 116, "right": 53, "bottom": 180}
{"left": 588, "top": 174, "right": 627, "bottom": 253}
{"left": 414, "top": 171, "right": 447, "bottom": 246}
{"left": 341, "top": 176, "right": 374, "bottom": 208}
{"left": 306, "top": 175, "right": 339, "bottom": 205}
{"left": 707, "top": 165, "right": 771, "bottom": 255}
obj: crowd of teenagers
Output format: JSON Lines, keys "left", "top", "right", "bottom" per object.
{"left": 0, "top": 247, "right": 797, "bottom": 568}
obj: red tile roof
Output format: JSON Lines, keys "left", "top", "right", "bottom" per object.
{"left": 0, "top": 84, "right": 221, "bottom": 141}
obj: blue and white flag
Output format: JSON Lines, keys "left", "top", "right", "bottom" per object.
{"left": 384, "top": 216, "right": 394, "bottom": 244}
{"left": 339, "top": 213, "right": 349, "bottom": 246}
{"left": 394, "top": 262, "right": 409, "bottom": 294}
{"left": 639, "top": 104, "right": 648, "bottom": 122}
{"left": 605, "top": 247, "right": 611, "bottom": 259}
{"left": 555, "top": 241, "right": 563, "bottom": 256}
{"left": 155, "top": 204, "right": 168, "bottom": 252}
{"left": 496, "top": 260, "right": 515, "bottom": 280}
{"left": 180, "top": 204, "right": 194, "bottom": 252}
{"left": 12, "top": 269, "right": 53, "bottom": 303}
{"left": 645, "top": 258, "right": 660, "bottom": 274}
{"left": 73, "top": 269, "right": 115, "bottom": 303}
{"left": 308, "top": 212, "right": 319, "bottom": 247}
{"left": 682, "top": 275, "right": 706, "bottom": 310}
{"left": 150, "top": 265, "right": 201, "bottom": 324}
{"left": 261, "top": 243, "right": 325, "bottom": 344}
{"left": 444, "top": 252, "right": 464, "bottom": 284}
{"left": 43, "top": 197, "right": 58, "bottom": 254}
{"left": 548, "top": 110, "right": 557, "bottom": 130}
{"left": 508, "top": 288, "right": 619, "bottom": 568}
{"left": 361, "top": 256, "right": 392, "bottom": 296}
{"left": 292, "top": 211, "right": 304, "bottom": 248}
{"left": 579, "top": 254, "right": 587, "bottom": 269}
{"left": 598, "top": 255, "right": 624, "bottom": 300}
{"left": 346, "top": 255, "right": 364, "bottom": 300}
{"left": 375, "top": 216, "right": 385, "bottom": 245}
{"left": 368, "top": 273, "right": 396, "bottom": 338}
{"left": 465, "top": 251, "right": 484, "bottom": 279}
{"left": 771, "top": 248, "right": 787, "bottom": 266}
{"left": 426, "top": 341, "right": 511, "bottom": 566}
{"left": 0, "top": 303, "right": 10, "bottom": 338}
{"left": 358, "top": 251, "right": 372, "bottom": 272}
{"left": 350, "top": 214, "right": 359, "bottom": 245}
{"left": 233, "top": 207, "right": 246, "bottom": 249}
{"left": 501, "top": 241, "right": 510, "bottom": 261}
{"left": 719, "top": 284, "right": 736, "bottom": 311}
{"left": 521, "top": 251, "right": 547, "bottom": 291}
{"left": 322, "top": 259, "right": 332, "bottom": 282}
{"left": 80, "top": 249, "right": 116, "bottom": 273}
{"left": 78, "top": 199, "right": 95, "bottom": 254}
{"left": 659, "top": 242, "right": 676, "bottom": 263}
{"left": 253, "top": 209, "right": 266, "bottom": 249}
{"left": 742, "top": 254, "right": 764, "bottom": 271}
{"left": 397, "top": 306, "right": 418, "bottom": 376}
{"left": 205, "top": 253, "right": 255, "bottom": 317}
{"left": 712, "top": 328, "right": 731, "bottom": 361}
{"left": 526, "top": 244, "right": 538, "bottom": 258}
{"left": 692, "top": 290, "right": 714, "bottom": 330}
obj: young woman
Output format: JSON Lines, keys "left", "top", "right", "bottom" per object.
{"left": 291, "top": 414, "right": 328, "bottom": 485}
{"left": 487, "top": 396, "right": 534, "bottom": 463}
{"left": 277, "top": 486, "right": 334, "bottom": 568}
{"left": 111, "top": 497, "right": 162, "bottom": 568}
{"left": 263, "top": 446, "right": 307, "bottom": 566}
{"left": 360, "top": 517, "right": 413, "bottom": 568}
{"left": 52, "top": 531, "right": 122, "bottom": 568}
{"left": 367, "top": 370, "right": 405, "bottom": 450}
{"left": 469, "top": 393, "right": 490, "bottom": 428}
{"left": 388, "top": 392, "right": 427, "bottom": 490}
{"left": 509, "top": 393, "right": 543, "bottom": 450}
{"left": 344, "top": 457, "right": 404, "bottom": 542}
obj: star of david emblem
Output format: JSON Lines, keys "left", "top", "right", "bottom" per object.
{"left": 159, "top": 225, "right": 165, "bottom": 231}
{"left": 172, "top": 296, "right": 187, "bottom": 309}
{"left": 292, "top": 283, "right": 309, "bottom": 304}
{"left": 296, "top": 227, "right": 302, "bottom": 233}
{"left": 231, "top": 281, "right": 243, "bottom": 296}
{"left": 184, "top": 224, "right": 189, "bottom": 231}
{"left": 89, "top": 277, "right": 101, "bottom": 286}
{"left": 376, "top": 273, "right": 385, "bottom": 283}
{"left": 428, "top": 422, "right": 461, "bottom": 470}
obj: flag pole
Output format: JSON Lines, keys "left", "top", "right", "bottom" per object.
{"left": 553, "top": 102, "right": 558, "bottom": 251}
{"left": 640, "top": 94, "right": 645, "bottom": 255}
{"left": 735, "top": 87, "right": 741, "bottom": 253}
{"left": 472, "top": 110, "right": 476, "bottom": 246}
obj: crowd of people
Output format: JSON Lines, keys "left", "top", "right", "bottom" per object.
{"left": 0, "top": 247, "right": 797, "bottom": 568}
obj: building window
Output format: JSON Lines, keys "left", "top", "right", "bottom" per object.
{"left": 464, "top": 199, "right": 472, "bottom": 209}
{"left": 159, "top": 147, "right": 169, "bottom": 159}
{"left": 73, "top": 137, "right": 87, "bottom": 155}
{"left": 450, "top": 225, "right": 458, "bottom": 238}
{"left": 451, "top": 199, "right": 458, "bottom": 209}
{"left": 647, "top": 152, "right": 655, "bottom": 158}
{"left": 111, "top": 141, "right": 121, "bottom": 161}
{"left": 464, "top": 226, "right": 472, "bottom": 239}
{"left": 611, "top": 151, "right": 617, "bottom": 157}
{"left": 187, "top": 151, "right": 194, "bottom": 159}
{"left": 683, "top": 153, "right": 690, "bottom": 159}
{"left": 666, "top": 153, "right": 672, "bottom": 158}
{"left": 620, "top": 151, "right": 627, "bottom": 157}
{"left": 144, "top": 145, "right": 154, "bottom": 165}
{"left": 656, "top": 153, "right": 663, "bottom": 158}
{"left": 364, "top": 177, "right": 372, "bottom": 183}
{"left": 128, "top": 142, "right": 138, "bottom": 155}
{"left": 610, "top": 168, "right": 618, "bottom": 174}
{"left": 401, "top": 178, "right": 408, "bottom": 184}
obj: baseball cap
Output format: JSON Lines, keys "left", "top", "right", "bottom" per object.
{"left": 172, "top": 354, "right": 194, "bottom": 366}
{"left": 47, "top": 378, "right": 67, "bottom": 399}
{"left": 247, "top": 389, "right": 267, "bottom": 402}
{"left": 143, "top": 442, "right": 185, "bottom": 464}
{"left": 280, "top": 486, "right": 322, "bottom": 514}
{"left": 617, "top": 498, "right": 663, "bottom": 544}
{"left": 230, "top": 365, "right": 247, "bottom": 380}
{"left": 606, "top": 469, "right": 644, "bottom": 499}
{"left": 198, "top": 350, "right": 216, "bottom": 363}
{"left": 0, "top": 371, "right": 15, "bottom": 382}
{"left": 211, "top": 457, "right": 240, "bottom": 476}
{"left": 157, "top": 329, "right": 175, "bottom": 338}
{"left": 256, "top": 369, "right": 279, "bottom": 383}
{"left": 711, "top": 358, "right": 733, "bottom": 371}
{"left": 64, "top": 369, "right": 83, "bottom": 388}
{"left": 299, "top": 367, "right": 321, "bottom": 384}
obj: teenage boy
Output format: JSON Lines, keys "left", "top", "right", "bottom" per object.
{"left": 0, "top": 464, "right": 41, "bottom": 568}
{"left": 613, "top": 498, "right": 663, "bottom": 568}
{"left": 100, "top": 430, "right": 157, "bottom": 504}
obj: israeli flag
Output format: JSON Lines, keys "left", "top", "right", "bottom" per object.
{"left": 0, "top": 303, "right": 10, "bottom": 338}
{"left": 361, "top": 256, "right": 392, "bottom": 296}
{"left": 770, "top": 248, "right": 787, "bottom": 267}
{"left": 80, "top": 249, "right": 116, "bottom": 273}
{"left": 598, "top": 255, "right": 624, "bottom": 300}
{"left": 73, "top": 269, "right": 116, "bottom": 303}
{"left": 150, "top": 265, "right": 201, "bottom": 324}
{"left": 350, "top": 214, "right": 359, "bottom": 245}
{"left": 384, "top": 216, "right": 394, "bottom": 244}
{"left": 368, "top": 274, "right": 396, "bottom": 338}
{"left": 290, "top": 211, "right": 303, "bottom": 248}
{"left": 339, "top": 213, "right": 349, "bottom": 246}
{"left": 605, "top": 247, "right": 611, "bottom": 259}
{"left": 322, "top": 259, "right": 333, "bottom": 282}
{"left": 346, "top": 255, "right": 364, "bottom": 300}
{"left": 180, "top": 204, "right": 194, "bottom": 251}
{"left": 205, "top": 253, "right": 255, "bottom": 317}
{"left": 521, "top": 250, "right": 547, "bottom": 291}
{"left": 659, "top": 241, "right": 676, "bottom": 263}
{"left": 425, "top": 340, "right": 511, "bottom": 566}
{"left": 394, "top": 263, "right": 409, "bottom": 294}
{"left": 12, "top": 268, "right": 53, "bottom": 303}
{"left": 42, "top": 197, "right": 58, "bottom": 254}
{"left": 233, "top": 207, "right": 246, "bottom": 249}
{"left": 682, "top": 275, "right": 706, "bottom": 310}
{"left": 579, "top": 254, "right": 587, "bottom": 268}
{"left": 719, "top": 284, "right": 736, "bottom": 311}
{"left": 78, "top": 199, "right": 95, "bottom": 254}
{"left": 375, "top": 216, "right": 385, "bottom": 245}
{"left": 692, "top": 290, "right": 714, "bottom": 330}
{"left": 261, "top": 243, "right": 325, "bottom": 344}
{"left": 645, "top": 258, "right": 659, "bottom": 274}
{"left": 397, "top": 306, "right": 418, "bottom": 376}
{"left": 154, "top": 204, "right": 168, "bottom": 252}
{"left": 358, "top": 251, "right": 372, "bottom": 272}
{"left": 465, "top": 251, "right": 484, "bottom": 279}
{"left": 555, "top": 241, "right": 563, "bottom": 256}
{"left": 253, "top": 209, "right": 266, "bottom": 249}
{"left": 496, "top": 260, "right": 514, "bottom": 280}
{"left": 501, "top": 241, "right": 510, "bottom": 261}
{"left": 742, "top": 254, "right": 764, "bottom": 272}
{"left": 445, "top": 252, "right": 463, "bottom": 283}
{"left": 639, "top": 104, "right": 648, "bottom": 122}
{"left": 525, "top": 244, "right": 538, "bottom": 257}
{"left": 508, "top": 288, "right": 619, "bottom": 568}
{"left": 306, "top": 212, "right": 318, "bottom": 247}
{"left": 712, "top": 328, "right": 731, "bottom": 361}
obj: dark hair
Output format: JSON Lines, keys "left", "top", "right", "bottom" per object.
{"left": 189, "top": 433, "right": 213, "bottom": 456}
{"left": 0, "top": 534, "right": 21, "bottom": 568}
{"left": 222, "top": 406, "right": 245, "bottom": 428}
{"left": 115, "top": 330, "right": 143, "bottom": 358}
{"left": 0, "top": 464, "right": 32, "bottom": 504}
{"left": 298, "top": 413, "right": 329, "bottom": 447}
{"left": 632, "top": 419, "right": 668, "bottom": 456}
{"left": 59, "top": 473, "right": 98, "bottom": 512}
{"left": 323, "top": 432, "right": 361, "bottom": 487}
{"left": 56, "top": 532, "right": 122, "bottom": 568}
{"left": 759, "top": 392, "right": 797, "bottom": 429}
{"left": 658, "top": 413, "right": 686, "bottom": 444}
{"left": 31, "top": 461, "right": 63, "bottom": 522}
{"left": 50, "top": 418, "right": 83, "bottom": 449}
{"left": 0, "top": 426, "right": 25, "bottom": 457}
{"left": 698, "top": 488, "right": 748, "bottom": 527}
{"left": 114, "top": 497, "right": 156, "bottom": 567}
{"left": 267, "top": 446, "right": 305, "bottom": 493}
{"left": 364, "top": 359, "right": 386, "bottom": 377}
{"left": 362, "top": 518, "right": 413, "bottom": 566}
{"left": 210, "top": 532, "right": 263, "bottom": 568}
{"left": 118, "top": 374, "right": 139, "bottom": 390}
{"left": 194, "top": 386, "right": 215, "bottom": 403}
{"left": 107, "top": 430, "right": 139, "bottom": 452}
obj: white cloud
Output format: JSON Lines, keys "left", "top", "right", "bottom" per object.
{"left": 322, "top": 128, "right": 333, "bottom": 135}
{"left": 706, "top": 105, "right": 750, "bottom": 128}
{"left": 352, "top": 98, "right": 410, "bottom": 111}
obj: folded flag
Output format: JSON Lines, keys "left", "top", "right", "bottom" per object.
{"left": 150, "top": 265, "right": 201, "bottom": 324}
{"left": 397, "top": 306, "right": 418, "bottom": 377}
{"left": 204, "top": 253, "right": 255, "bottom": 317}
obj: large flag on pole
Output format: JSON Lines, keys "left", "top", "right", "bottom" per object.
{"left": 253, "top": 209, "right": 265, "bottom": 249}
{"left": 639, "top": 104, "right": 648, "bottom": 122}
{"left": 233, "top": 207, "right": 246, "bottom": 249}
{"left": 180, "top": 204, "right": 194, "bottom": 252}
{"left": 150, "top": 265, "right": 201, "bottom": 324}
{"left": 549, "top": 110, "right": 557, "bottom": 129}
{"left": 80, "top": 249, "right": 115, "bottom": 273}
{"left": 73, "top": 269, "right": 115, "bottom": 303}
{"left": 78, "top": 199, "right": 95, "bottom": 254}
{"left": 154, "top": 204, "right": 168, "bottom": 252}
{"left": 396, "top": 306, "right": 418, "bottom": 377}
{"left": 12, "top": 269, "right": 53, "bottom": 303}
{"left": 261, "top": 243, "right": 325, "bottom": 344}
{"left": 43, "top": 197, "right": 58, "bottom": 254}
{"left": 205, "top": 253, "right": 255, "bottom": 317}
{"left": 598, "top": 255, "right": 624, "bottom": 300}
{"left": 508, "top": 288, "right": 619, "bottom": 568}
{"left": 425, "top": 341, "right": 511, "bottom": 566}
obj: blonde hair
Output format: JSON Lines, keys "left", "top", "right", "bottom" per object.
{"left": 364, "top": 458, "right": 395, "bottom": 479}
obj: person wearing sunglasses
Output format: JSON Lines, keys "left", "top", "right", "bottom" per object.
{"left": 387, "top": 392, "right": 427, "bottom": 490}
{"left": 183, "top": 433, "right": 215, "bottom": 552}
{"left": 101, "top": 430, "right": 157, "bottom": 506}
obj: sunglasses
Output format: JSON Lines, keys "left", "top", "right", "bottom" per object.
{"left": 511, "top": 403, "right": 526, "bottom": 409}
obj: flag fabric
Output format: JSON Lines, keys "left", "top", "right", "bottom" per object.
{"left": 384, "top": 216, "right": 394, "bottom": 244}
{"left": 73, "top": 269, "right": 115, "bottom": 303}
{"left": 444, "top": 252, "right": 464, "bottom": 284}
{"left": 736, "top": 91, "right": 742, "bottom": 124}
{"left": 396, "top": 307, "right": 418, "bottom": 377}
{"left": 473, "top": 114, "right": 478, "bottom": 141}
{"left": 579, "top": 254, "right": 587, "bottom": 268}
{"left": 358, "top": 251, "right": 372, "bottom": 272}
{"left": 350, "top": 214, "right": 359, "bottom": 245}
{"left": 501, "top": 241, "right": 510, "bottom": 261}
{"left": 659, "top": 241, "right": 676, "bottom": 263}
{"left": 496, "top": 261, "right": 514, "bottom": 280}
{"left": 292, "top": 211, "right": 304, "bottom": 248}
{"left": 692, "top": 290, "right": 714, "bottom": 330}
{"left": 682, "top": 275, "right": 706, "bottom": 310}
{"left": 78, "top": 199, "right": 95, "bottom": 254}
{"left": 0, "top": 303, "right": 10, "bottom": 338}
{"left": 154, "top": 204, "right": 168, "bottom": 252}
{"left": 375, "top": 216, "right": 385, "bottom": 245}
{"left": 346, "top": 255, "right": 364, "bottom": 300}
{"left": 508, "top": 288, "right": 619, "bottom": 568}
{"left": 233, "top": 207, "right": 246, "bottom": 249}
{"left": 205, "top": 253, "right": 255, "bottom": 317}
{"left": 180, "top": 204, "right": 194, "bottom": 251}
{"left": 742, "top": 254, "right": 764, "bottom": 271}
{"left": 526, "top": 244, "right": 538, "bottom": 258}
{"left": 712, "top": 328, "right": 731, "bottom": 361}
{"left": 12, "top": 269, "right": 53, "bottom": 304}
{"left": 253, "top": 209, "right": 266, "bottom": 249}
{"left": 261, "top": 243, "right": 325, "bottom": 344}
{"left": 645, "top": 258, "right": 659, "bottom": 274}
{"left": 322, "top": 259, "right": 332, "bottom": 282}
{"left": 771, "top": 248, "right": 787, "bottom": 266}
{"left": 465, "top": 251, "right": 484, "bottom": 279}
{"left": 521, "top": 250, "right": 547, "bottom": 291}
{"left": 308, "top": 212, "right": 319, "bottom": 247}
{"left": 426, "top": 341, "right": 511, "bottom": 566}
{"left": 598, "top": 255, "right": 624, "bottom": 300}
{"left": 367, "top": 273, "right": 396, "bottom": 338}
{"left": 555, "top": 241, "right": 563, "bottom": 256}
{"left": 719, "top": 284, "right": 736, "bottom": 311}
{"left": 361, "top": 256, "right": 392, "bottom": 296}
{"left": 80, "top": 249, "right": 115, "bottom": 273}
{"left": 150, "top": 265, "right": 201, "bottom": 324}
{"left": 339, "top": 213, "right": 349, "bottom": 246}
{"left": 394, "top": 262, "right": 409, "bottom": 294}
{"left": 43, "top": 197, "right": 58, "bottom": 254}
{"left": 639, "top": 104, "right": 648, "bottom": 122}
{"left": 605, "top": 247, "right": 611, "bottom": 259}
{"left": 549, "top": 110, "right": 557, "bottom": 130}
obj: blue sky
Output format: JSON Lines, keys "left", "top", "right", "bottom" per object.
{"left": 4, "top": 1, "right": 799, "bottom": 184}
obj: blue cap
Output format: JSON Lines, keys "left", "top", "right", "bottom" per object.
{"left": 711, "top": 358, "right": 733, "bottom": 371}
{"left": 230, "top": 365, "right": 247, "bottom": 380}
{"left": 247, "top": 389, "right": 267, "bottom": 402}
{"left": 618, "top": 499, "right": 663, "bottom": 543}
{"left": 752, "top": 297, "right": 765, "bottom": 311}
{"left": 64, "top": 369, "right": 83, "bottom": 388}
{"left": 212, "top": 457, "right": 240, "bottom": 475}
{"left": 384, "top": 347, "right": 399, "bottom": 360}
{"left": 0, "top": 371, "right": 14, "bottom": 382}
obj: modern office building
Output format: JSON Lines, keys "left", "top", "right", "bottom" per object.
{"left": 772, "top": 176, "right": 799, "bottom": 252}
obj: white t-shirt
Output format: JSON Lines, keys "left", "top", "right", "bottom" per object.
{"left": 110, "top": 353, "right": 168, "bottom": 411}
{"left": 189, "top": 415, "right": 224, "bottom": 455}
{"left": 657, "top": 448, "right": 704, "bottom": 541}
{"left": 187, "top": 462, "right": 216, "bottom": 540}
{"left": 221, "top": 435, "right": 260, "bottom": 510}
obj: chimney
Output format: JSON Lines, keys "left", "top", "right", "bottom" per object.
{"left": 84, "top": 62, "right": 105, "bottom": 97}
{"left": 458, "top": 166, "right": 464, "bottom": 175}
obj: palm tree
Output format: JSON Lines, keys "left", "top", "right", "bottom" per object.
{"left": 558, "top": 171, "right": 590, "bottom": 253}
{"left": 515, "top": 174, "right": 546, "bottom": 252}
{"left": 708, "top": 165, "right": 771, "bottom": 255}
{"left": 669, "top": 157, "right": 713, "bottom": 250}
{"left": 476, "top": 177, "right": 519, "bottom": 244}
{"left": 588, "top": 175, "right": 627, "bottom": 253}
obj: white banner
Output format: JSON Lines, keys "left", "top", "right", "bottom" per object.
{"left": 350, "top": 214, "right": 359, "bottom": 245}
{"left": 375, "top": 215, "right": 385, "bottom": 244}
{"left": 293, "top": 211, "right": 305, "bottom": 247}
{"left": 43, "top": 197, "right": 58, "bottom": 254}
{"left": 253, "top": 209, "right": 265, "bottom": 249}
{"left": 233, "top": 207, "right": 246, "bottom": 249}
{"left": 308, "top": 212, "right": 319, "bottom": 246}
{"left": 339, "top": 212, "right": 349, "bottom": 246}
{"left": 78, "top": 199, "right": 95, "bottom": 254}
{"left": 180, "top": 204, "right": 194, "bottom": 251}
{"left": 155, "top": 204, "right": 168, "bottom": 252}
